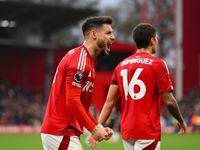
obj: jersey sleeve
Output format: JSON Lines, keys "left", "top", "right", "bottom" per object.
{"left": 157, "top": 60, "right": 174, "bottom": 93}
{"left": 66, "top": 85, "right": 96, "bottom": 131}
{"left": 65, "top": 57, "right": 96, "bottom": 131}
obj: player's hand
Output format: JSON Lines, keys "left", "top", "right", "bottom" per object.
{"left": 104, "top": 127, "right": 114, "bottom": 141}
{"left": 88, "top": 127, "right": 114, "bottom": 147}
{"left": 90, "top": 127, "right": 108, "bottom": 141}
{"left": 177, "top": 121, "right": 187, "bottom": 135}
{"left": 88, "top": 134, "right": 99, "bottom": 148}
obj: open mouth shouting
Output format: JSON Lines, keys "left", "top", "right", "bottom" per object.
{"left": 107, "top": 41, "right": 113, "bottom": 51}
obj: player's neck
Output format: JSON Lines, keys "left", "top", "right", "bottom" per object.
{"left": 137, "top": 48, "right": 152, "bottom": 54}
{"left": 83, "top": 41, "right": 96, "bottom": 60}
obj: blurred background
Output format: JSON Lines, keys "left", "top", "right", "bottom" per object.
{"left": 0, "top": 0, "right": 200, "bottom": 136}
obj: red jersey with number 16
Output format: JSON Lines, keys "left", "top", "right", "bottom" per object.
{"left": 41, "top": 45, "right": 98, "bottom": 136}
{"left": 111, "top": 53, "right": 174, "bottom": 140}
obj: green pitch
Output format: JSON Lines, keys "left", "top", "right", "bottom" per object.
{"left": 0, "top": 133, "right": 199, "bottom": 150}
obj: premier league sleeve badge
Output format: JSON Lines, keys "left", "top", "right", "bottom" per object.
{"left": 74, "top": 71, "right": 83, "bottom": 82}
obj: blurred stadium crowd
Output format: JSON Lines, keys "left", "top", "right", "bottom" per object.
{"left": 0, "top": 80, "right": 46, "bottom": 126}
{"left": 0, "top": 79, "right": 200, "bottom": 132}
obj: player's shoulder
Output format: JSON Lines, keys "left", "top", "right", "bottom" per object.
{"left": 145, "top": 54, "right": 165, "bottom": 64}
{"left": 148, "top": 55, "right": 169, "bottom": 72}
{"left": 66, "top": 45, "right": 91, "bottom": 71}
{"left": 57, "top": 46, "right": 81, "bottom": 67}
{"left": 150, "top": 55, "right": 167, "bottom": 65}
{"left": 62, "top": 45, "right": 85, "bottom": 61}
{"left": 67, "top": 46, "right": 83, "bottom": 57}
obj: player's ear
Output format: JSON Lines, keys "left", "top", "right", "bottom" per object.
{"left": 150, "top": 37, "right": 155, "bottom": 46}
{"left": 91, "top": 30, "right": 97, "bottom": 40}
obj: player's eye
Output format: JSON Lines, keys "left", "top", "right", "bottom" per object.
{"left": 106, "top": 31, "right": 112, "bottom": 34}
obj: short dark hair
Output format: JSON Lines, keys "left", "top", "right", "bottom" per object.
{"left": 82, "top": 16, "right": 113, "bottom": 37}
{"left": 132, "top": 23, "right": 156, "bottom": 49}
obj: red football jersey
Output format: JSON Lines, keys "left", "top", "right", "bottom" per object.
{"left": 41, "top": 45, "right": 98, "bottom": 136}
{"left": 112, "top": 53, "right": 174, "bottom": 140}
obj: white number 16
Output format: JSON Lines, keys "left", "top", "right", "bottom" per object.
{"left": 121, "top": 68, "right": 146, "bottom": 100}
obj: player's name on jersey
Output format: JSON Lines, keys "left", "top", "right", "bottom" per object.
{"left": 121, "top": 58, "right": 154, "bottom": 66}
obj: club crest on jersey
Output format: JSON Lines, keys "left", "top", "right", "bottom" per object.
{"left": 74, "top": 71, "right": 83, "bottom": 82}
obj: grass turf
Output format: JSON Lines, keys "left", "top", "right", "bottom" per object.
{"left": 0, "top": 133, "right": 199, "bottom": 150}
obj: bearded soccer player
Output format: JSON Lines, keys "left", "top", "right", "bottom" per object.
{"left": 88, "top": 23, "right": 187, "bottom": 149}
{"left": 41, "top": 16, "right": 115, "bottom": 150}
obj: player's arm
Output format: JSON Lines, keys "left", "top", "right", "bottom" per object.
{"left": 162, "top": 91, "right": 187, "bottom": 134}
{"left": 66, "top": 85, "right": 108, "bottom": 141}
{"left": 98, "top": 84, "right": 120, "bottom": 126}
{"left": 66, "top": 85, "right": 97, "bottom": 129}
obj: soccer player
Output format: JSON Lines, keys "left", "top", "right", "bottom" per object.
{"left": 88, "top": 23, "right": 187, "bottom": 149}
{"left": 41, "top": 16, "right": 115, "bottom": 150}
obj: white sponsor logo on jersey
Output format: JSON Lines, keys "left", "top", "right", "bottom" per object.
{"left": 82, "top": 81, "right": 94, "bottom": 93}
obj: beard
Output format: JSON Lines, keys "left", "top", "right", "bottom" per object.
{"left": 100, "top": 48, "right": 108, "bottom": 56}
{"left": 97, "top": 39, "right": 109, "bottom": 56}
